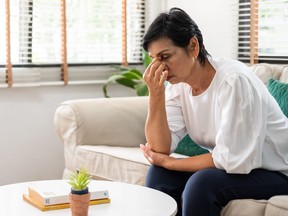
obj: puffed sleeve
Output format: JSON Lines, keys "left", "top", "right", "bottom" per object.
{"left": 212, "top": 74, "right": 266, "bottom": 173}
{"left": 165, "top": 83, "right": 187, "bottom": 153}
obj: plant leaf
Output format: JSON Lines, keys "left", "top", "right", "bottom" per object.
{"left": 103, "top": 74, "right": 139, "bottom": 98}
{"left": 106, "top": 74, "right": 126, "bottom": 83}
{"left": 127, "top": 69, "right": 143, "bottom": 77}
{"left": 68, "top": 168, "right": 91, "bottom": 190}
{"left": 122, "top": 70, "right": 143, "bottom": 80}
{"left": 143, "top": 50, "right": 152, "bottom": 68}
{"left": 134, "top": 82, "right": 149, "bottom": 96}
{"left": 116, "top": 78, "right": 137, "bottom": 89}
{"left": 103, "top": 84, "right": 110, "bottom": 98}
{"left": 103, "top": 74, "right": 126, "bottom": 98}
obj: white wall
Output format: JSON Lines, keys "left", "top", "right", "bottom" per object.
{"left": 165, "top": 0, "right": 238, "bottom": 59}
{"left": 0, "top": 0, "right": 237, "bottom": 186}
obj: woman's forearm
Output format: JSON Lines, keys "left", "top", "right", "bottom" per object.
{"left": 145, "top": 95, "right": 171, "bottom": 155}
{"left": 140, "top": 144, "right": 216, "bottom": 172}
{"left": 143, "top": 58, "right": 171, "bottom": 154}
{"left": 166, "top": 153, "right": 216, "bottom": 172}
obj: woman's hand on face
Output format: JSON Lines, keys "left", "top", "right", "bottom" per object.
{"left": 143, "top": 58, "right": 168, "bottom": 96}
{"left": 140, "top": 143, "right": 175, "bottom": 168}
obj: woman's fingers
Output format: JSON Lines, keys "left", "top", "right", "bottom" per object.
{"left": 143, "top": 58, "right": 167, "bottom": 96}
{"left": 144, "top": 62, "right": 166, "bottom": 84}
{"left": 144, "top": 58, "right": 161, "bottom": 77}
{"left": 160, "top": 70, "right": 168, "bottom": 85}
{"left": 140, "top": 144, "right": 153, "bottom": 163}
{"left": 153, "top": 62, "right": 166, "bottom": 81}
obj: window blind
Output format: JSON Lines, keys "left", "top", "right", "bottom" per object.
{"left": 0, "top": 0, "right": 7, "bottom": 85}
{"left": 238, "top": 0, "right": 288, "bottom": 64}
{"left": 126, "top": 0, "right": 145, "bottom": 63}
{"left": 12, "top": 0, "right": 62, "bottom": 64}
{"left": 66, "top": 0, "right": 122, "bottom": 64}
{"left": 1, "top": 0, "right": 145, "bottom": 87}
{"left": 0, "top": 1, "right": 5, "bottom": 65}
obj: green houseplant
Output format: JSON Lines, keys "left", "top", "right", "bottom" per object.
{"left": 68, "top": 168, "right": 92, "bottom": 216}
{"left": 103, "top": 51, "right": 152, "bottom": 98}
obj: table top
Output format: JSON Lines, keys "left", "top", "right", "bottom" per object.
{"left": 0, "top": 179, "right": 177, "bottom": 216}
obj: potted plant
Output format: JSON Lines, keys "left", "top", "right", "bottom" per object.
{"left": 68, "top": 168, "right": 92, "bottom": 216}
{"left": 103, "top": 51, "right": 152, "bottom": 98}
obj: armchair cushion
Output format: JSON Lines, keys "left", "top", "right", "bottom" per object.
{"left": 265, "top": 195, "right": 288, "bottom": 216}
{"left": 74, "top": 145, "right": 150, "bottom": 185}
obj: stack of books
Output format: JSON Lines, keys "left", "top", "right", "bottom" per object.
{"left": 23, "top": 181, "right": 110, "bottom": 211}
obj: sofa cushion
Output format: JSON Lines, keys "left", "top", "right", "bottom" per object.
{"left": 265, "top": 195, "right": 288, "bottom": 216}
{"left": 221, "top": 199, "right": 267, "bottom": 216}
{"left": 74, "top": 145, "right": 150, "bottom": 185}
{"left": 268, "top": 79, "right": 288, "bottom": 117}
{"left": 250, "top": 63, "right": 283, "bottom": 85}
{"left": 279, "top": 66, "right": 288, "bottom": 82}
{"left": 175, "top": 135, "right": 209, "bottom": 156}
{"left": 73, "top": 145, "right": 188, "bottom": 186}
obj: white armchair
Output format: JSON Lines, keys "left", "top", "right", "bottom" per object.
{"left": 54, "top": 96, "right": 150, "bottom": 185}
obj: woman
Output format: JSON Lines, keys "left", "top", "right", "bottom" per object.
{"left": 140, "top": 7, "right": 288, "bottom": 216}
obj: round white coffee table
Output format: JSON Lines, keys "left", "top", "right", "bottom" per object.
{"left": 0, "top": 180, "right": 177, "bottom": 216}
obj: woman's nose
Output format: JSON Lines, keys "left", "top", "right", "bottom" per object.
{"left": 163, "top": 63, "right": 168, "bottom": 71}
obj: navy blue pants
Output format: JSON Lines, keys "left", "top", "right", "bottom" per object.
{"left": 146, "top": 166, "right": 288, "bottom": 216}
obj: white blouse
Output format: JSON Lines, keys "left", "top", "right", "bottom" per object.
{"left": 166, "top": 57, "right": 288, "bottom": 175}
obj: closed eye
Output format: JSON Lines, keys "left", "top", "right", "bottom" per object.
{"left": 160, "top": 55, "right": 169, "bottom": 60}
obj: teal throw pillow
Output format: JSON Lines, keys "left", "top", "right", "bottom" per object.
{"left": 175, "top": 134, "right": 209, "bottom": 156}
{"left": 268, "top": 79, "right": 288, "bottom": 117}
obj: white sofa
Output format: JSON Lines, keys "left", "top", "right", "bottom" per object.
{"left": 54, "top": 63, "right": 288, "bottom": 216}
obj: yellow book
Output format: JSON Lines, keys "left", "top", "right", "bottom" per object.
{"left": 23, "top": 194, "right": 111, "bottom": 211}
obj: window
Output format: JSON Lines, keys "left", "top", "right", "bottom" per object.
{"left": 1, "top": 0, "right": 145, "bottom": 87}
{"left": 238, "top": 0, "right": 288, "bottom": 64}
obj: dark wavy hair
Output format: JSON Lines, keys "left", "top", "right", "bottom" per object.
{"left": 142, "top": 8, "right": 210, "bottom": 65}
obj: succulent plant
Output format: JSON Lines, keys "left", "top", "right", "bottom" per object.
{"left": 68, "top": 168, "right": 92, "bottom": 191}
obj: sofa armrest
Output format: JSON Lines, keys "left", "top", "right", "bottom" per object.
{"left": 54, "top": 96, "right": 148, "bottom": 171}
{"left": 55, "top": 96, "right": 148, "bottom": 147}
